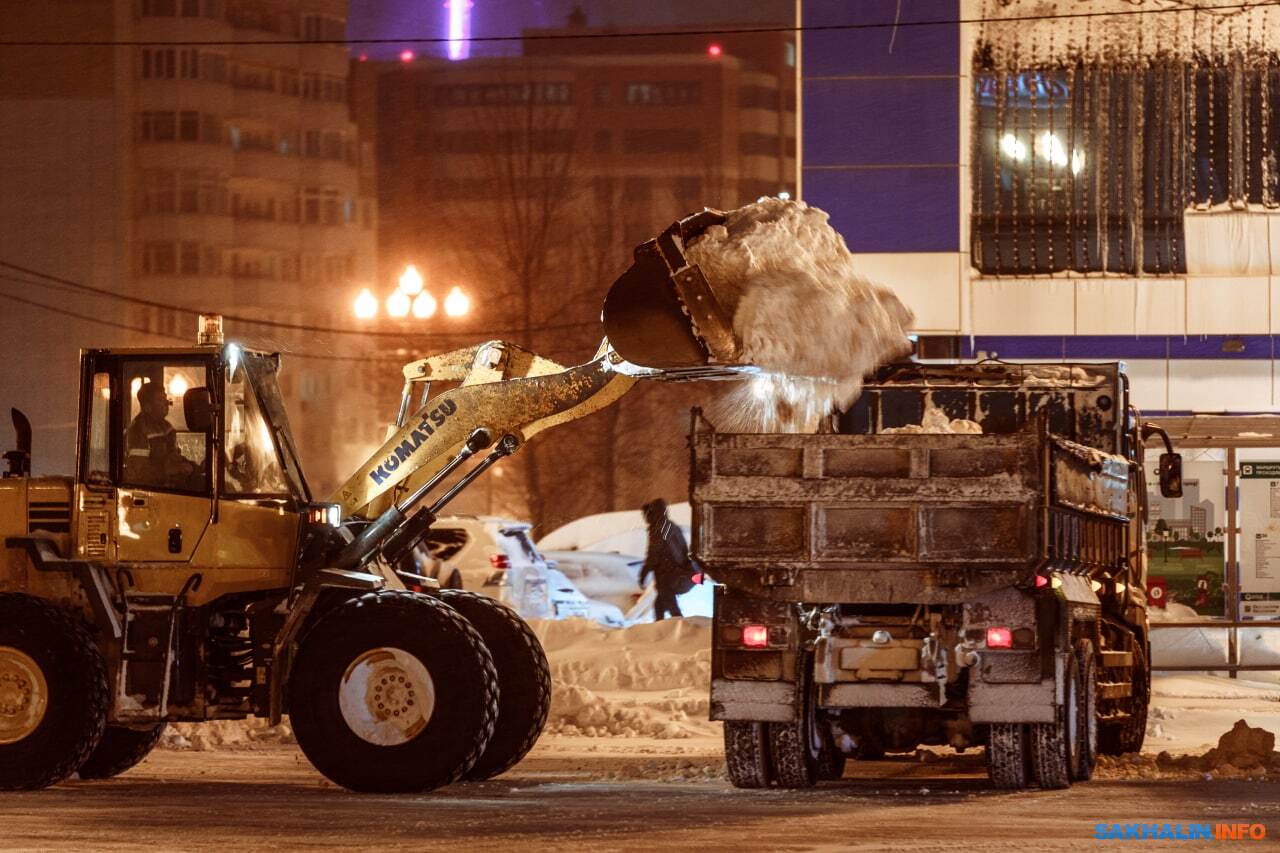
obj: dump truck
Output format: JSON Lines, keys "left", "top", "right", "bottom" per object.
{"left": 690, "top": 361, "right": 1183, "bottom": 789}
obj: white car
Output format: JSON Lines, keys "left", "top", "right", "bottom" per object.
{"left": 411, "top": 516, "right": 623, "bottom": 625}
{"left": 542, "top": 550, "right": 644, "bottom": 612}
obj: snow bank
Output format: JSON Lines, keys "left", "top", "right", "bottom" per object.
{"left": 686, "top": 199, "right": 913, "bottom": 432}
{"left": 538, "top": 503, "right": 691, "bottom": 552}
{"left": 163, "top": 616, "right": 715, "bottom": 751}
{"left": 881, "top": 407, "right": 982, "bottom": 435}
{"left": 1102, "top": 720, "right": 1280, "bottom": 780}
{"left": 534, "top": 616, "right": 712, "bottom": 739}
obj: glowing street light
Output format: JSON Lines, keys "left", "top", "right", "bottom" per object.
{"left": 444, "top": 286, "right": 470, "bottom": 317}
{"left": 399, "top": 264, "right": 424, "bottom": 296}
{"left": 387, "top": 288, "right": 411, "bottom": 318}
{"left": 412, "top": 291, "right": 437, "bottom": 318}
{"left": 354, "top": 288, "right": 378, "bottom": 319}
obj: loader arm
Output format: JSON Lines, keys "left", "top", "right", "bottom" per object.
{"left": 333, "top": 339, "right": 635, "bottom": 518}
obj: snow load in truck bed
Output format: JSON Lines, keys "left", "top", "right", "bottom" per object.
{"left": 684, "top": 199, "right": 914, "bottom": 433}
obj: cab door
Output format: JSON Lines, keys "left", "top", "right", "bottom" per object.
{"left": 111, "top": 357, "right": 215, "bottom": 563}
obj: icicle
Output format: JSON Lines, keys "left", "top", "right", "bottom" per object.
{"left": 1027, "top": 26, "right": 1040, "bottom": 274}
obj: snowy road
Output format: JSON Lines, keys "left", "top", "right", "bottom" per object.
{"left": 3, "top": 743, "right": 1278, "bottom": 852}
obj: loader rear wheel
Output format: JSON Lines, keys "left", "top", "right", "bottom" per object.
{"left": 987, "top": 723, "right": 1029, "bottom": 789}
{"left": 289, "top": 591, "right": 498, "bottom": 793}
{"left": 724, "top": 721, "right": 771, "bottom": 788}
{"left": 0, "top": 594, "right": 109, "bottom": 790}
{"left": 438, "top": 590, "right": 550, "bottom": 780}
{"left": 77, "top": 723, "right": 166, "bottom": 780}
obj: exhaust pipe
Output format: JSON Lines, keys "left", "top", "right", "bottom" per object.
{"left": 3, "top": 409, "right": 31, "bottom": 478}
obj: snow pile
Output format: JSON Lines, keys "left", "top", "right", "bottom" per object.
{"left": 162, "top": 718, "right": 295, "bottom": 751}
{"left": 881, "top": 407, "right": 982, "bottom": 435}
{"left": 1100, "top": 720, "right": 1280, "bottom": 780}
{"left": 685, "top": 199, "right": 913, "bottom": 432}
{"left": 534, "top": 616, "right": 713, "bottom": 739}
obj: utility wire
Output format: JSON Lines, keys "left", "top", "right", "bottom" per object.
{"left": 1, "top": 2, "right": 1276, "bottom": 47}
{"left": 0, "top": 260, "right": 604, "bottom": 340}
{"left": 0, "top": 279, "right": 415, "bottom": 365}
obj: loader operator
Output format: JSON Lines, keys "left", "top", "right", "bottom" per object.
{"left": 125, "top": 381, "right": 199, "bottom": 490}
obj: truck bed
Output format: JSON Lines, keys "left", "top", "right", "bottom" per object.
{"left": 690, "top": 415, "right": 1130, "bottom": 603}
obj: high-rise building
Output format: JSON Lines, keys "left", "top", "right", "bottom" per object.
{"left": 0, "top": 0, "right": 378, "bottom": 491}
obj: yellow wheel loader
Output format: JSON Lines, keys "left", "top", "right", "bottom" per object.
{"left": 0, "top": 211, "right": 750, "bottom": 792}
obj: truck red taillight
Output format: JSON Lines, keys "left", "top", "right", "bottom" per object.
{"left": 489, "top": 553, "right": 510, "bottom": 569}
{"left": 986, "top": 627, "right": 1013, "bottom": 649}
{"left": 742, "top": 625, "right": 769, "bottom": 648}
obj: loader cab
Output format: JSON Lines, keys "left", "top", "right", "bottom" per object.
{"left": 75, "top": 342, "right": 309, "bottom": 584}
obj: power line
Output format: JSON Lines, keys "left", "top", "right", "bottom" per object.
{"left": 1, "top": 2, "right": 1276, "bottom": 48}
{"left": 0, "top": 260, "right": 604, "bottom": 340}
{"left": 0, "top": 278, "right": 411, "bottom": 365}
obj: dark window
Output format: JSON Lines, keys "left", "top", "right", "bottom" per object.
{"left": 180, "top": 242, "right": 201, "bottom": 275}
{"left": 739, "top": 133, "right": 780, "bottom": 156}
{"left": 624, "top": 82, "right": 701, "bottom": 105}
{"left": 178, "top": 111, "right": 200, "bottom": 142}
{"left": 593, "top": 129, "right": 611, "bottom": 153}
{"left": 623, "top": 128, "right": 701, "bottom": 154}
{"left": 972, "top": 59, "right": 1280, "bottom": 276}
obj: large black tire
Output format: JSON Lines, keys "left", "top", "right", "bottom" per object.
{"left": 816, "top": 730, "right": 847, "bottom": 781}
{"left": 77, "top": 723, "right": 167, "bottom": 780}
{"left": 987, "top": 723, "right": 1029, "bottom": 789}
{"left": 0, "top": 594, "right": 109, "bottom": 790}
{"left": 724, "top": 721, "right": 771, "bottom": 788}
{"left": 437, "top": 590, "right": 550, "bottom": 780}
{"left": 1098, "top": 642, "right": 1149, "bottom": 756}
{"left": 288, "top": 590, "right": 498, "bottom": 793}
{"left": 767, "top": 664, "right": 820, "bottom": 789}
{"left": 1072, "top": 640, "right": 1097, "bottom": 782}
{"left": 1030, "top": 653, "right": 1076, "bottom": 790}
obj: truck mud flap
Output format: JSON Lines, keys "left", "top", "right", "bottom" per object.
{"left": 710, "top": 678, "right": 795, "bottom": 723}
{"left": 969, "top": 680, "right": 1056, "bottom": 724}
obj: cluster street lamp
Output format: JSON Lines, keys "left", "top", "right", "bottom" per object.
{"left": 353, "top": 265, "right": 472, "bottom": 321}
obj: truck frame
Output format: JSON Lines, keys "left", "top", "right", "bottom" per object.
{"left": 695, "top": 361, "right": 1182, "bottom": 789}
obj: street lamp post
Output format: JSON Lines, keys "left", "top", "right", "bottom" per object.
{"left": 352, "top": 264, "right": 472, "bottom": 323}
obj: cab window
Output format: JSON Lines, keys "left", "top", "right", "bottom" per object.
{"left": 120, "top": 361, "right": 211, "bottom": 494}
{"left": 224, "top": 358, "right": 288, "bottom": 496}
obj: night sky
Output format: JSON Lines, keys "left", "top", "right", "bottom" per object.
{"left": 347, "top": 0, "right": 794, "bottom": 59}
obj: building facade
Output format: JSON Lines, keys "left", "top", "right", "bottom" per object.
{"left": 0, "top": 0, "right": 378, "bottom": 491}
{"left": 801, "top": 0, "right": 1280, "bottom": 415}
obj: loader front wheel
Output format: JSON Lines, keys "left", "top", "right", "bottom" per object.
{"left": 0, "top": 594, "right": 109, "bottom": 790}
{"left": 438, "top": 590, "right": 550, "bottom": 780}
{"left": 77, "top": 723, "right": 167, "bottom": 779}
{"left": 289, "top": 591, "right": 498, "bottom": 793}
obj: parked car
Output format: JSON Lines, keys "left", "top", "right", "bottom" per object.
{"left": 411, "top": 516, "right": 623, "bottom": 625}
{"left": 542, "top": 550, "right": 644, "bottom": 613}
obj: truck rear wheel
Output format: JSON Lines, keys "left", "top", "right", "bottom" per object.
{"left": 987, "top": 723, "right": 1029, "bottom": 789}
{"left": 0, "top": 594, "right": 109, "bottom": 790}
{"left": 1098, "top": 642, "right": 1148, "bottom": 755}
{"left": 1030, "top": 653, "right": 1079, "bottom": 790}
{"left": 724, "top": 721, "right": 771, "bottom": 788}
{"left": 1072, "top": 641, "right": 1097, "bottom": 782}
{"left": 438, "top": 590, "right": 550, "bottom": 780}
{"left": 77, "top": 723, "right": 166, "bottom": 779}
{"left": 288, "top": 590, "right": 498, "bottom": 793}
{"left": 767, "top": 666, "right": 820, "bottom": 788}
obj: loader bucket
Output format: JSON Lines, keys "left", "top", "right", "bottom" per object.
{"left": 602, "top": 209, "right": 746, "bottom": 372}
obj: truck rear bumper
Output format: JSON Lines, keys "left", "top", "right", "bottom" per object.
{"left": 709, "top": 678, "right": 795, "bottom": 722}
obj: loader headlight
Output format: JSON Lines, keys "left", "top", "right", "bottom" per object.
{"left": 307, "top": 503, "right": 342, "bottom": 527}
